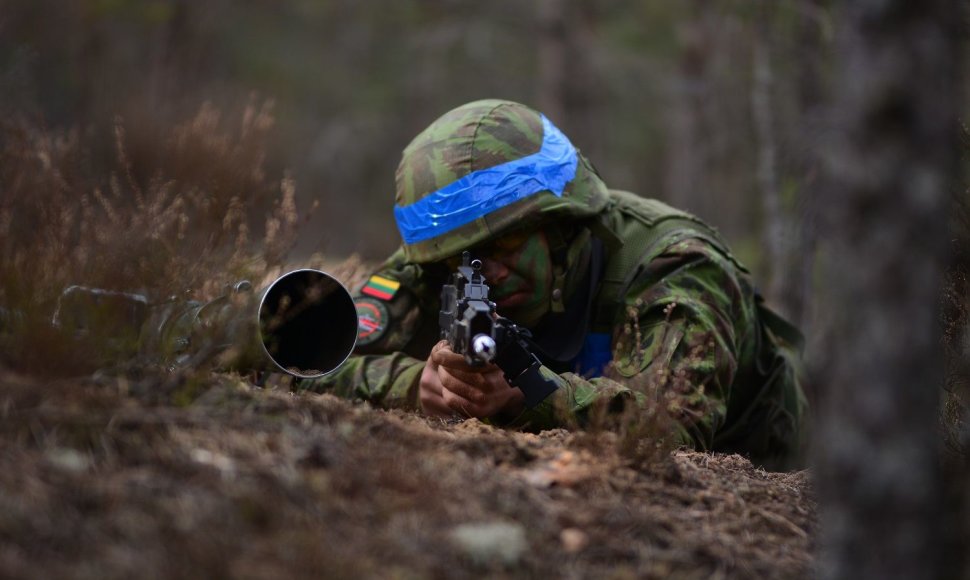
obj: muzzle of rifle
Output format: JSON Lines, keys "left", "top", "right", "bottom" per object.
{"left": 250, "top": 269, "right": 358, "bottom": 378}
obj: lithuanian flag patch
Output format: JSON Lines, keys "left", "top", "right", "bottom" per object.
{"left": 361, "top": 275, "right": 400, "bottom": 301}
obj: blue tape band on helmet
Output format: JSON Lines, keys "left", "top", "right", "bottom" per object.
{"left": 394, "top": 114, "right": 578, "bottom": 244}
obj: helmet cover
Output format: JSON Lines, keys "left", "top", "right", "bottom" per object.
{"left": 394, "top": 99, "right": 609, "bottom": 263}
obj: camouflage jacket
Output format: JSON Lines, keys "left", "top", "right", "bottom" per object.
{"left": 303, "top": 191, "right": 807, "bottom": 469}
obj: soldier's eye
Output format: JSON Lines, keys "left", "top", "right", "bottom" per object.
{"left": 446, "top": 231, "right": 531, "bottom": 270}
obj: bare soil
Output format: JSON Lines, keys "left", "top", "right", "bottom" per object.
{"left": 0, "top": 364, "right": 815, "bottom": 580}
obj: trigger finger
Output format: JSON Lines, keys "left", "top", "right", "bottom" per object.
{"left": 432, "top": 347, "right": 471, "bottom": 370}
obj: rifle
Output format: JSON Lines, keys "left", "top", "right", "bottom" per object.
{"left": 439, "top": 252, "right": 559, "bottom": 408}
{"left": 52, "top": 269, "right": 358, "bottom": 379}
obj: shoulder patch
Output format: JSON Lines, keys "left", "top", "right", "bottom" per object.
{"left": 355, "top": 297, "right": 390, "bottom": 346}
{"left": 361, "top": 275, "right": 401, "bottom": 301}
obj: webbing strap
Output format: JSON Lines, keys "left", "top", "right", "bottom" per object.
{"left": 755, "top": 298, "right": 806, "bottom": 353}
{"left": 594, "top": 217, "right": 722, "bottom": 330}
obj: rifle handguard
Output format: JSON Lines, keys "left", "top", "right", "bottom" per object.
{"left": 439, "top": 252, "right": 560, "bottom": 409}
{"left": 492, "top": 330, "right": 559, "bottom": 408}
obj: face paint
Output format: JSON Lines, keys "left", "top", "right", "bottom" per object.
{"left": 476, "top": 230, "right": 553, "bottom": 328}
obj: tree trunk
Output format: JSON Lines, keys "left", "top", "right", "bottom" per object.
{"left": 816, "top": 1, "right": 960, "bottom": 579}
{"left": 536, "top": 0, "right": 566, "bottom": 123}
{"left": 664, "top": 0, "right": 710, "bottom": 215}
{"left": 789, "top": 0, "right": 830, "bottom": 333}
{"left": 751, "top": 1, "right": 785, "bottom": 310}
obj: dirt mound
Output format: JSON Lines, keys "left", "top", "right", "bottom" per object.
{"left": 0, "top": 367, "right": 815, "bottom": 579}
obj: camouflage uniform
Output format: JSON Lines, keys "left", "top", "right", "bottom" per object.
{"left": 303, "top": 100, "right": 807, "bottom": 469}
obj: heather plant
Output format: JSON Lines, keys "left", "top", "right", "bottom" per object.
{"left": 599, "top": 303, "right": 685, "bottom": 467}
{"left": 0, "top": 100, "right": 306, "bottom": 375}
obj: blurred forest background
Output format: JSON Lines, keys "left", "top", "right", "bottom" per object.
{"left": 1, "top": 1, "right": 968, "bottom": 578}
{"left": 0, "top": 0, "right": 836, "bottom": 329}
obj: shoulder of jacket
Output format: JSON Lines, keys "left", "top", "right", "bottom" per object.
{"left": 591, "top": 191, "right": 746, "bottom": 330}
{"left": 606, "top": 190, "right": 705, "bottom": 228}
{"left": 602, "top": 190, "right": 724, "bottom": 268}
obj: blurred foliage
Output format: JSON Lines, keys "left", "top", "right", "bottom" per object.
{"left": 0, "top": 0, "right": 837, "bottom": 270}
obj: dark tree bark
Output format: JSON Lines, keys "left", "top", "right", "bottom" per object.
{"left": 816, "top": 1, "right": 960, "bottom": 579}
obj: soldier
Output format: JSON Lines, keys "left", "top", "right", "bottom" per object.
{"left": 303, "top": 99, "right": 808, "bottom": 470}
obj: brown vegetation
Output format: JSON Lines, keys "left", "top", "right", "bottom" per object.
{"left": 0, "top": 101, "right": 303, "bottom": 375}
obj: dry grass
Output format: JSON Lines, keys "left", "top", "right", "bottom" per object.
{"left": 0, "top": 100, "right": 307, "bottom": 375}
{"left": 601, "top": 302, "right": 705, "bottom": 468}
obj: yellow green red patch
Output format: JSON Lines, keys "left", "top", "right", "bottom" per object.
{"left": 361, "top": 275, "right": 400, "bottom": 301}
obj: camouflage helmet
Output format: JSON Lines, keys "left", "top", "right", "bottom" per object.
{"left": 393, "top": 99, "right": 610, "bottom": 263}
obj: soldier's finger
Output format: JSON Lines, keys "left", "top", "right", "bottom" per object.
{"left": 432, "top": 344, "right": 495, "bottom": 374}
{"left": 419, "top": 379, "right": 454, "bottom": 417}
{"left": 430, "top": 340, "right": 468, "bottom": 368}
{"left": 420, "top": 391, "right": 454, "bottom": 417}
{"left": 441, "top": 386, "right": 485, "bottom": 418}
{"left": 418, "top": 357, "right": 453, "bottom": 417}
{"left": 444, "top": 366, "right": 492, "bottom": 388}
{"left": 438, "top": 366, "right": 487, "bottom": 404}
{"left": 420, "top": 362, "right": 442, "bottom": 393}
{"left": 431, "top": 345, "right": 469, "bottom": 367}
{"left": 478, "top": 365, "right": 510, "bottom": 387}
{"left": 431, "top": 340, "right": 451, "bottom": 355}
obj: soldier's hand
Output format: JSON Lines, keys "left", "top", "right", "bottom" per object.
{"left": 419, "top": 340, "right": 525, "bottom": 419}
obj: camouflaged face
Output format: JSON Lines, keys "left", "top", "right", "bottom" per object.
{"left": 395, "top": 99, "right": 611, "bottom": 263}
